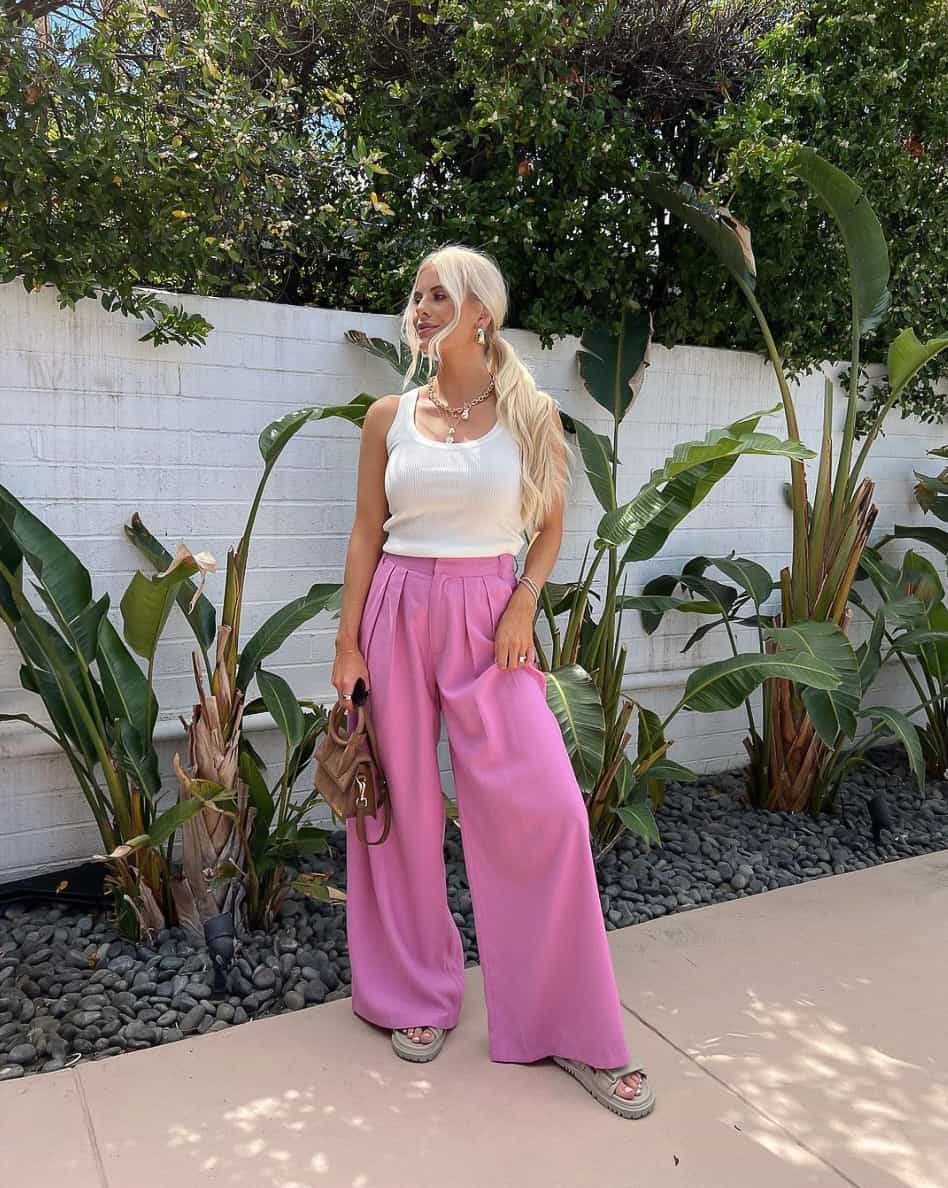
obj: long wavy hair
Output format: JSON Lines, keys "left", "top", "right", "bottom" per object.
{"left": 398, "top": 243, "right": 576, "bottom": 544}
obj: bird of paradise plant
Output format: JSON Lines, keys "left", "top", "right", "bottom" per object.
{"left": 643, "top": 143, "right": 948, "bottom": 811}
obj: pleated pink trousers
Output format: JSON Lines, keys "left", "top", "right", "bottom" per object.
{"left": 344, "top": 551, "right": 631, "bottom": 1067}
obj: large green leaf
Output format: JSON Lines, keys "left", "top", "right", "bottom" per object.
{"left": 680, "top": 617, "right": 732, "bottom": 654}
{"left": 621, "top": 455, "right": 736, "bottom": 564}
{"left": 616, "top": 800, "right": 661, "bottom": 849}
{"left": 910, "top": 600, "right": 948, "bottom": 685}
{"left": 898, "top": 549, "right": 944, "bottom": 609}
{"left": 767, "top": 622, "right": 862, "bottom": 744}
{"left": 620, "top": 404, "right": 781, "bottom": 564}
{"left": 682, "top": 651, "right": 840, "bottom": 713}
{"left": 142, "top": 780, "right": 234, "bottom": 849}
{"left": 15, "top": 610, "right": 101, "bottom": 763}
{"left": 69, "top": 594, "right": 110, "bottom": 664}
{"left": 543, "top": 663, "right": 604, "bottom": 793}
{"left": 882, "top": 595, "right": 929, "bottom": 630}
{"left": 0, "top": 521, "right": 23, "bottom": 625}
{"left": 18, "top": 661, "right": 92, "bottom": 759}
{"left": 598, "top": 417, "right": 814, "bottom": 548}
{"left": 642, "top": 175, "right": 757, "bottom": 291}
{"left": 256, "top": 668, "right": 304, "bottom": 749}
{"left": 909, "top": 473, "right": 948, "bottom": 524}
{"left": 704, "top": 553, "right": 774, "bottom": 608}
{"left": 888, "top": 625, "right": 948, "bottom": 652}
{"left": 120, "top": 549, "right": 202, "bottom": 661}
{"left": 634, "top": 703, "right": 669, "bottom": 807}
{"left": 0, "top": 485, "right": 93, "bottom": 631}
{"left": 855, "top": 607, "right": 886, "bottom": 694}
{"left": 575, "top": 311, "right": 651, "bottom": 425}
{"left": 239, "top": 748, "right": 275, "bottom": 860}
{"left": 257, "top": 392, "right": 377, "bottom": 467}
{"left": 858, "top": 706, "right": 925, "bottom": 794}
{"left": 790, "top": 145, "right": 891, "bottom": 335}
{"left": 618, "top": 593, "right": 721, "bottom": 618}
{"left": 345, "top": 331, "right": 432, "bottom": 387}
{"left": 886, "top": 328, "right": 948, "bottom": 399}
{"left": 877, "top": 523, "right": 948, "bottom": 559}
{"left": 97, "top": 617, "right": 157, "bottom": 739}
{"left": 854, "top": 543, "right": 901, "bottom": 597}
{"left": 124, "top": 514, "right": 216, "bottom": 652}
{"left": 116, "top": 719, "right": 161, "bottom": 800}
{"left": 571, "top": 418, "right": 618, "bottom": 515}
{"left": 236, "top": 583, "right": 340, "bottom": 691}
{"left": 676, "top": 566, "right": 739, "bottom": 613}
{"left": 641, "top": 758, "right": 697, "bottom": 784}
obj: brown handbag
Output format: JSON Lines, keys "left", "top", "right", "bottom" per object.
{"left": 314, "top": 696, "right": 392, "bottom": 845}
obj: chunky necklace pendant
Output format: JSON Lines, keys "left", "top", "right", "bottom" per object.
{"left": 461, "top": 407, "right": 470, "bottom": 420}
{"left": 446, "top": 424, "right": 456, "bottom": 443}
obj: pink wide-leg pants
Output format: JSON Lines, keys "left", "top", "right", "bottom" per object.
{"left": 344, "top": 551, "right": 631, "bottom": 1067}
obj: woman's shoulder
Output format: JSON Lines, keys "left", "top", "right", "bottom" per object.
{"left": 364, "top": 392, "right": 403, "bottom": 431}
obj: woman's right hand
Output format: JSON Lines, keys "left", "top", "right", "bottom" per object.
{"left": 332, "top": 645, "right": 370, "bottom": 706}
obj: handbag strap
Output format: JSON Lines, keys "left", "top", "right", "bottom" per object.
{"left": 355, "top": 787, "right": 392, "bottom": 846}
{"left": 326, "top": 700, "right": 367, "bottom": 763}
{"left": 361, "top": 704, "right": 387, "bottom": 785}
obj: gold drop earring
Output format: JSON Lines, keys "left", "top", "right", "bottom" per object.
{"left": 475, "top": 325, "right": 486, "bottom": 345}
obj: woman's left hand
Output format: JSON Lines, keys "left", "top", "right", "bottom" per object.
{"left": 495, "top": 587, "right": 537, "bottom": 669}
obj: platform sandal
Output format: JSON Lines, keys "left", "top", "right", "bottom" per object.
{"left": 552, "top": 1056, "right": 656, "bottom": 1120}
{"left": 391, "top": 1026, "right": 448, "bottom": 1063}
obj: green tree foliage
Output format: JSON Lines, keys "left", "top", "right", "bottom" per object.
{"left": 691, "top": 0, "right": 948, "bottom": 423}
{"left": 2, "top": 0, "right": 945, "bottom": 427}
{"left": 0, "top": 0, "right": 777, "bottom": 342}
{"left": 0, "top": 0, "right": 383, "bottom": 342}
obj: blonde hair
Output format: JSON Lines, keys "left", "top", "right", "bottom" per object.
{"left": 398, "top": 243, "right": 575, "bottom": 543}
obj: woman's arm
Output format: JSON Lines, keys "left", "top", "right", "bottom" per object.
{"left": 496, "top": 402, "right": 567, "bottom": 667}
{"left": 333, "top": 396, "right": 397, "bottom": 653}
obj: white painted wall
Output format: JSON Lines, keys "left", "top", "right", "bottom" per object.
{"left": 0, "top": 279, "right": 943, "bottom": 880}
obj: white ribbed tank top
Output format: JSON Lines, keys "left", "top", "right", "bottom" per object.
{"left": 382, "top": 386, "right": 526, "bottom": 557}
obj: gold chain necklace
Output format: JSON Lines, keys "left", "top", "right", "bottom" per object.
{"left": 426, "top": 375, "right": 496, "bottom": 443}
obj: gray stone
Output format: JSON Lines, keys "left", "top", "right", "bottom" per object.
{"left": 8, "top": 1042, "right": 36, "bottom": 1065}
{"left": 180, "top": 1005, "right": 206, "bottom": 1034}
{"left": 302, "top": 978, "right": 327, "bottom": 1005}
{"left": 251, "top": 966, "right": 276, "bottom": 990}
{"left": 124, "top": 1021, "right": 157, "bottom": 1043}
{"left": 227, "top": 972, "right": 253, "bottom": 997}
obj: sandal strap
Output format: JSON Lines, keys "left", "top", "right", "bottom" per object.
{"left": 565, "top": 1057, "right": 648, "bottom": 1089}
{"left": 600, "top": 1062, "right": 647, "bottom": 1094}
{"left": 605, "top": 1060, "right": 647, "bottom": 1079}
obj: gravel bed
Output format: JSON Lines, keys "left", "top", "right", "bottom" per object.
{"left": 2, "top": 744, "right": 946, "bottom": 1080}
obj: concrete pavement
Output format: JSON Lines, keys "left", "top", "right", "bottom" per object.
{"left": 3, "top": 851, "right": 946, "bottom": 1188}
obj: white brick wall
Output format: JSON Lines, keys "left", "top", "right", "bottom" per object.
{"left": 0, "top": 279, "right": 943, "bottom": 880}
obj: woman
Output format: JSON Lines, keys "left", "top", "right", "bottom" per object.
{"left": 330, "top": 244, "right": 654, "bottom": 1120}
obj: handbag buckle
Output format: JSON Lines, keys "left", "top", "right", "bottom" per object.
{"left": 355, "top": 773, "right": 368, "bottom": 807}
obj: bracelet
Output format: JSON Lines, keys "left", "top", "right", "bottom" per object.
{"left": 518, "top": 575, "right": 541, "bottom": 603}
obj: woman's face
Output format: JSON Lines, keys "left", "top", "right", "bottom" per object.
{"left": 411, "top": 265, "right": 485, "bottom": 354}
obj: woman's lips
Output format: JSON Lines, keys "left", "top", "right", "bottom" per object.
{"left": 418, "top": 325, "right": 435, "bottom": 336}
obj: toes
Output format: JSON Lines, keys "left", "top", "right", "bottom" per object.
{"left": 615, "top": 1073, "right": 641, "bottom": 1099}
{"left": 405, "top": 1027, "right": 433, "bottom": 1043}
